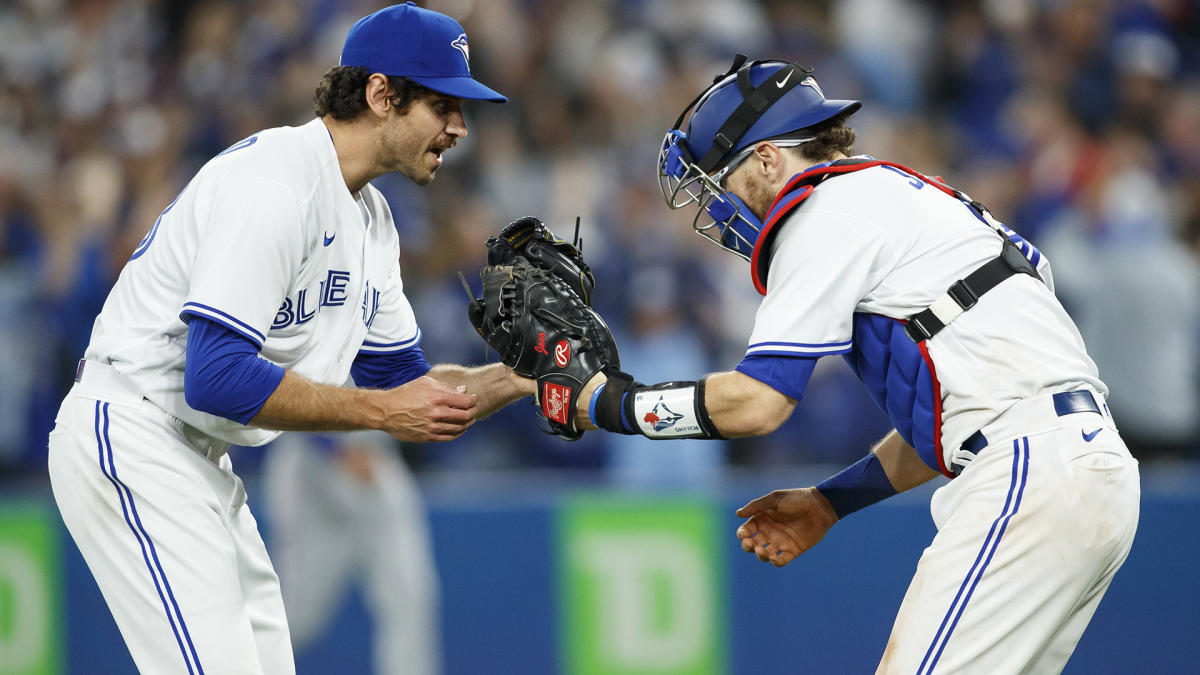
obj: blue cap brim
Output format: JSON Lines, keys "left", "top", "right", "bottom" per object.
{"left": 827, "top": 99, "right": 861, "bottom": 116}
{"left": 409, "top": 75, "right": 507, "bottom": 103}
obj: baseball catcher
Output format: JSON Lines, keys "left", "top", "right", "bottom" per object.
{"left": 468, "top": 54, "right": 1137, "bottom": 675}
{"left": 463, "top": 218, "right": 618, "bottom": 439}
{"left": 469, "top": 53, "right": 1140, "bottom": 673}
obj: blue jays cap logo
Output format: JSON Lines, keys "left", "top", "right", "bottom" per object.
{"left": 643, "top": 397, "right": 684, "bottom": 431}
{"left": 451, "top": 33, "right": 470, "bottom": 65}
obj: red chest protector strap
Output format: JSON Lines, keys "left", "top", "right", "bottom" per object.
{"left": 751, "top": 158, "right": 965, "bottom": 295}
{"left": 749, "top": 158, "right": 1043, "bottom": 343}
{"left": 749, "top": 158, "right": 1040, "bottom": 312}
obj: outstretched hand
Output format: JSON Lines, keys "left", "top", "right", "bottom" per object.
{"left": 735, "top": 487, "right": 839, "bottom": 567}
{"left": 377, "top": 376, "right": 479, "bottom": 442}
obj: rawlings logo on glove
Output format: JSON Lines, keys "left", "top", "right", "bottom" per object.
{"left": 543, "top": 382, "right": 570, "bottom": 425}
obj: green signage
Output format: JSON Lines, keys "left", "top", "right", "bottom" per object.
{"left": 558, "top": 495, "right": 726, "bottom": 675}
{"left": 0, "top": 505, "right": 61, "bottom": 675}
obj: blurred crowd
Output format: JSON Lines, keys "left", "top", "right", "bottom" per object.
{"left": 2, "top": 0, "right": 1198, "bottom": 481}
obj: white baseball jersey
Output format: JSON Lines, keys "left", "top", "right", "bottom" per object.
{"left": 746, "top": 161, "right": 1105, "bottom": 471}
{"left": 742, "top": 160, "right": 1139, "bottom": 672}
{"left": 85, "top": 118, "right": 420, "bottom": 446}
{"left": 51, "top": 118, "right": 425, "bottom": 673}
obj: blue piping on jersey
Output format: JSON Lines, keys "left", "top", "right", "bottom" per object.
{"left": 94, "top": 402, "right": 205, "bottom": 674}
{"left": 957, "top": 201, "right": 1043, "bottom": 269}
{"left": 919, "top": 438, "right": 1030, "bottom": 673}
{"left": 746, "top": 339, "right": 853, "bottom": 357}
{"left": 359, "top": 328, "right": 422, "bottom": 354}
{"left": 749, "top": 339, "right": 853, "bottom": 348}
{"left": 180, "top": 302, "right": 266, "bottom": 346}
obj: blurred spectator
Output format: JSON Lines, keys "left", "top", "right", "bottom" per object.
{"left": 607, "top": 265, "right": 728, "bottom": 487}
{"left": 1039, "top": 129, "right": 1200, "bottom": 460}
{"left": 263, "top": 432, "right": 440, "bottom": 675}
{"left": 3, "top": 0, "right": 1199, "bottom": 474}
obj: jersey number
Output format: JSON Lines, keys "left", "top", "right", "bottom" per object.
{"left": 880, "top": 164, "right": 924, "bottom": 189}
{"left": 129, "top": 136, "right": 259, "bottom": 261}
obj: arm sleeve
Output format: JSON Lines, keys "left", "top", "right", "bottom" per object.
{"left": 350, "top": 346, "right": 432, "bottom": 389}
{"left": 735, "top": 354, "right": 819, "bottom": 402}
{"left": 182, "top": 314, "right": 286, "bottom": 424}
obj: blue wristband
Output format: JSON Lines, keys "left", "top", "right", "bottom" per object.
{"left": 815, "top": 453, "right": 897, "bottom": 519}
{"left": 588, "top": 382, "right": 606, "bottom": 428}
{"left": 618, "top": 392, "right": 633, "bottom": 433}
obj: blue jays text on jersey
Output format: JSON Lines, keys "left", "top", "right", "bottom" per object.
{"left": 271, "top": 270, "right": 382, "bottom": 331}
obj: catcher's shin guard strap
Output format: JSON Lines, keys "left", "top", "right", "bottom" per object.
{"left": 593, "top": 368, "right": 725, "bottom": 440}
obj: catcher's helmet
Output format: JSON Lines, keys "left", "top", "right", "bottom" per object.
{"left": 658, "top": 55, "right": 860, "bottom": 259}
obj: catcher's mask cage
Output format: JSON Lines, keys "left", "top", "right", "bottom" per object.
{"left": 657, "top": 54, "right": 861, "bottom": 259}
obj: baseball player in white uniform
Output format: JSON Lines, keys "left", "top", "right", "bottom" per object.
{"left": 571, "top": 56, "right": 1141, "bottom": 672}
{"left": 47, "top": 4, "right": 526, "bottom": 672}
{"left": 263, "top": 432, "right": 440, "bottom": 675}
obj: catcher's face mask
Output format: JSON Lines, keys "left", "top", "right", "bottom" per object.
{"left": 657, "top": 55, "right": 860, "bottom": 260}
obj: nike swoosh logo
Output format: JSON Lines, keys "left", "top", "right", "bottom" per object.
{"left": 323, "top": 232, "right": 335, "bottom": 246}
{"left": 1082, "top": 428, "right": 1103, "bottom": 442}
{"left": 776, "top": 71, "right": 793, "bottom": 88}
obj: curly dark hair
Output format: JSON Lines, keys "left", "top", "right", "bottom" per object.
{"left": 795, "top": 111, "right": 857, "bottom": 163}
{"left": 313, "top": 66, "right": 434, "bottom": 120}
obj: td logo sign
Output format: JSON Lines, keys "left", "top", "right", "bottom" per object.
{"left": 0, "top": 505, "right": 61, "bottom": 675}
{"left": 558, "top": 496, "right": 725, "bottom": 675}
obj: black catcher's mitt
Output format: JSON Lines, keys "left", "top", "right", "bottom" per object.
{"left": 464, "top": 259, "right": 619, "bottom": 439}
{"left": 485, "top": 216, "right": 595, "bottom": 305}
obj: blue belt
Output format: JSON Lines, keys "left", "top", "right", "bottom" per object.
{"left": 960, "top": 390, "right": 1102, "bottom": 456}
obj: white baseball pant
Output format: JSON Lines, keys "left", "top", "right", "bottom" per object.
{"left": 48, "top": 362, "right": 294, "bottom": 674}
{"left": 878, "top": 391, "right": 1140, "bottom": 673}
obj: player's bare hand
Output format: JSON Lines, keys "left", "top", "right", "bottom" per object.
{"left": 735, "top": 487, "right": 838, "bottom": 567}
{"left": 377, "top": 376, "right": 479, "bottom": 442}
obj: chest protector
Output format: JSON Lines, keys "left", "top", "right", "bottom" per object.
{"left": 751, "top": 158, "right": 1043, "bottom": 476}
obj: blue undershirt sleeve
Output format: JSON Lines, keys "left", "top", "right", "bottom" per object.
{"left": 734, "top": 353, "right": 819, "bottom": 402}
{"left": 182, "top": 313, "right": 286, "bottom": 425}
{"left": 350, "top": 347, "right": 432, "bottom": 389}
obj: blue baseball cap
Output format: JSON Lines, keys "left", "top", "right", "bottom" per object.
{"left": 340, "top": 2, "right": 506, "bottom": 103}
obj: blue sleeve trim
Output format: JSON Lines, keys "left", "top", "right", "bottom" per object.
{"left": 745, "top": 339, "right": 852, "bottom": 357}
{"left": 735, "top": 354, "right": 819, "bottom": 402}
{"left": 180, "top": 302, "right": 266, "bottom": 346}
{"left": 359, "top": 329, "right": 422, "bottom": 354}
{"left": 351, "top": 346, "right": 432, "bottom": 389}
{"left": 184, "top": 316, "right": 284, "bottom": 424}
